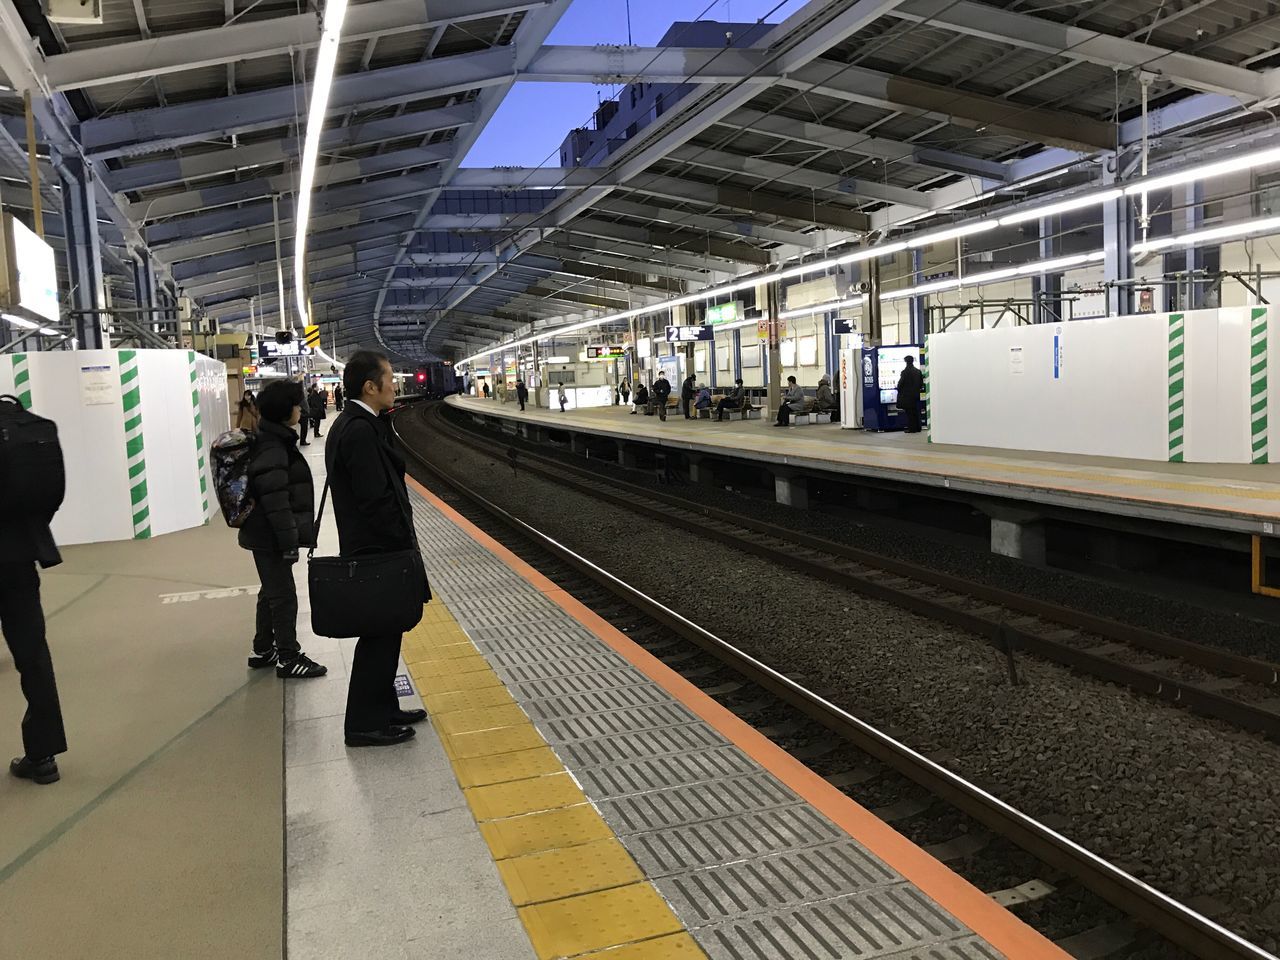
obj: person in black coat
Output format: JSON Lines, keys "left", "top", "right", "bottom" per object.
{"left": 326, "top": 351, "right": 429, "bottom": 748}
{"left": 680, "top": 373, "right": 696, "bottom": 419}
{"left": 308, "top": 386, "right": 327, "bottom": 438}
{"left": 238, "top": 381, "right": 327, "bottom": 679}
{"left": 333, "top": 383, "right": 344, "bottom": 412}
{"left": 1, "top": 412, "right": 68, "bottom": 785}
{"left": 896, "top": 355, "right": 925, "bottom": 434}
{"left": 515, "top": 379, "right": 529, "bottom": 411}
{"left": 651, "top": 373, "right": 671, "bottom": 421}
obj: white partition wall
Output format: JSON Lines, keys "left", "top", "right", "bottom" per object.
{"left": 1, "top": 349, "right": 229, "bottom": 544}
{"left": 927, "top": 307, "right": 1276, "bottom": 464}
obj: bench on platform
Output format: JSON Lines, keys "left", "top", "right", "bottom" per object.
{"left": 791, "top": 410, "right": 834, "bottom": 425}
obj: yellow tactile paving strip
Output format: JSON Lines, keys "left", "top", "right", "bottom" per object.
{"left": 404, "top": 599, "right": 706, "bottom": 960}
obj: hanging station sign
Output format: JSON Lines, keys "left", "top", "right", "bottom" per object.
{"left": 705, "top": 301, "right": 742, "bottom": 325}
{"left": 586, "top": 344, "right": 626, "bottom": 360}
{"left": 664, "top": 325, "right": 713, "bottom": 343}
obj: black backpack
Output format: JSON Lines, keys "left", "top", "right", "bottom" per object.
{"left": 0, "top": 395, "right": 65, "bottom": 520}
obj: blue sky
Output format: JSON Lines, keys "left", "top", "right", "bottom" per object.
{"left": 463, "top": 0, "right": 807, "bottom": 168}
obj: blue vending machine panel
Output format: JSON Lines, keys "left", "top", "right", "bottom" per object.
{"left": 861, "top": 345, "right": 924, "bottom": 431}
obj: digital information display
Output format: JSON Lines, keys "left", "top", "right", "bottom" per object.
{"left": 705, "top": 302, "right": 742, "bottom": 324}
{"left": 258, "top": 338, "right": 311, "bottom": 358}
{"left": 665, "top": 324, "right": 714, "bottom": 343}
{"left": 586, "top": 344, "right": 626, "bottom": 360}
{"left": 12, "top": 218, "right": 59, "bottom": 323}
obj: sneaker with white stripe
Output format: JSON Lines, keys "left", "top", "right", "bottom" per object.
{"left": 276, "top": 654, "right": 327, "bottom": 679}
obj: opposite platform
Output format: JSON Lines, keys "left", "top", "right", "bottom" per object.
{"left": 404, "top": 473, "right": 1068, "bottom": 959}
{"left": 447, "top": 395, "right": 1280, "bottom": 535}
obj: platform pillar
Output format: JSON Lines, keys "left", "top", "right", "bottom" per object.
{"left": 990, "top": 516, "right": 1046, "bottom": 564}
{"left": 773, "top": 470, "right": 809, "bottom": 509}
{"left": 521, "top": 423, "right": 544, "bottom": 443}
{"left": 616, "top": 441, "right": 638, "bottom": 469}
{"left": 569, "top": 432, "right": 585, "bottom": 454}
{"left": 58, "top": 153, "right": 106, "bottom": 348}
{"left": 687, "top": 454, "right": 715, "bottom": 487}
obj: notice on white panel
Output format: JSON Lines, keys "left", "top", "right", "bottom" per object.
{"left": 1008, "top": 345, "right": 1025, "bottom": 376}
{"left": 1053, "top": 326, "right": 1064, "bottom": 380}
{"left": 80, "top": 364, "right": 116, "bottom": 405}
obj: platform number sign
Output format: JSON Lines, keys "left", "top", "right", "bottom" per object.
{"left": 665, "top": 324, "right": 713, "bottom": 343}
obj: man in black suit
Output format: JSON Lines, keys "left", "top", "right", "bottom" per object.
{"left": 325, "top": 351, "right": 429, "bottom": 747}
{"left": 1, "top": 423, "right": 68, "bottom": 785}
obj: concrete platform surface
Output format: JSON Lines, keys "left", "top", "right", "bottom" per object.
{"left": 448, "top": 395, "right": 1280, "bottom": 533}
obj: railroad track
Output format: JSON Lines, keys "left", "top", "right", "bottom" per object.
{"left": 420, "top": 401, "right": 1280, "bottom": 743}
{"left": 393, "top": 402, "right": 1275, "bottom": 960}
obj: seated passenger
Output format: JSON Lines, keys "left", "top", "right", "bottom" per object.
{"left": 814, "top": 375, "right": 838, "bottom": 420}
{"left": 716, "top": 380, "right": 746, "bottom": 421}
{"left": 694, "top": 384, "right": 712, "bottom": 413}
{"left": 774, "top": 376, "right": 807, "bottom": 426}
{"left": 631, "top": 382, "right": 649, "bottom": 414}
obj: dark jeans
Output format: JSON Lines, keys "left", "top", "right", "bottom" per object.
{"left": 777, "top": 404, "right": 798, "bottom": 425}
{"left": 903, "top": 400, "right": 922, "bottom": 433}
{"left": 715, "top": 398, "right": 740, "bottom": 420}
{"left": 681, "top": 396, "right": 691, "bottom": 419}
{"left": 0, "top": 561, "right": 67, "bottom": 759}
{"left": 299, "top": 416, "right": 309, "bottom": 443}
{"left": 311, "top": 416, "right": 323, "bottom": 437}
{"left": 252, "top": 551, "right": 301, "bottom": 658}
{"left": 345, "top": 633, "right": 403, "bottom": 734}
{"left": 655, "top": 397, "right": 667, "bottom": 420}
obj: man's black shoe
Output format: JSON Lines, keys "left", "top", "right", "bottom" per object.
{"left": 345, "top": 726, "right": 415, "bottom": 748}
{"left": 391, "top": 708, "right": 428, "bottom": 725}
{"left": 10, "top": 755, "right": 59, "bottom": 784}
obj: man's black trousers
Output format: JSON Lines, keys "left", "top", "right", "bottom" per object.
{"left": 345, "top": 633, "right": 403, "bottom": 734}
{"left": 0, "top": 561, "right": 67, "bottom": 759}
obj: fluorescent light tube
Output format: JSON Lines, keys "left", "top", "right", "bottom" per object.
{"left": 4, "top": 314, "right": 37, "bottom": 329}
{"left": 906, "top": 221, "right": 998, "bottom": 248}
{"left": 1131, "top": 215, "right": 1280, "bottom": 256}
{"left": 293, "top": 0, "right": 349, "bottom": 335}
{"left": 780, "top": 295, "right": 865, "bottom": 320}
{"left": 998, "top": 190, "right": 1121, "bottom": 226}
{"left": 1124, "top": 145, "right": 1280, "bottom": 197}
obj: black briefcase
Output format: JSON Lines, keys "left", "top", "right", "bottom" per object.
{"left": 308, "top": 481, "right": 429, "bottom": 639}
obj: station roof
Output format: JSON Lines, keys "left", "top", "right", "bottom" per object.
{"left": 6, "top": 0, "right": 1280, "bottom": 361}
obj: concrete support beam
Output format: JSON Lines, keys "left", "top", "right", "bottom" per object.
{"left": 616, "top": 440, "right": 638, "bottom": 469}
{"left": 687, "top": 454, "right": 715, "bottom": 487}
{"left": 773, "top": 470, "right": 809, "bottom": 509}
{"left": 990, "top": 514, "right": 1046, "bottom": 564}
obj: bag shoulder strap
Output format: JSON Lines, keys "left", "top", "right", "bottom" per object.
{"left": 310, "top": 478, "right": 330, "bottom": 559}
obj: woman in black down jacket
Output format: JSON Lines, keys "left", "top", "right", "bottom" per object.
{"left": 238, "top": 381, "right": 327, "bottom": 679}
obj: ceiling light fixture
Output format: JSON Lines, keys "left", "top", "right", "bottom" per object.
{"left": 1131, "top": 215, "right": 1280, "bottom": 256}
{"left": 293, "top": 0, "right": 349, "bottom": 366}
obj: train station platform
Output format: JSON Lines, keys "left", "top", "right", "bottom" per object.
{"left": 447, "top": 395, "right": 1280, "bottom": 540}
{"left": 3, "top": 423, "right": 1068, "bottom": 959}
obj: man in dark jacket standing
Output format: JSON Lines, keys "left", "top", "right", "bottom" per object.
{"left": 515, "top": 379, "right": 529, "bottom": 411}
{"left": 307, "top": 385, "right": 327, "bottom": 438}
{"left": 327, "top": 351, "right": 428, "bottom": 748}
{"left": 896, "top": 355, "right": 925, "bottom": 434}
{"left": 239, "top": 381, "right": 326, "bottom": 678}
{"left": 1, "top": 403, "right": 68, "bottom": 785}
{"left": 651, "top": 372, "right": 671, "bottom": 421}
{"left": 680, "top": 373, "right": 696, "bottom": 419}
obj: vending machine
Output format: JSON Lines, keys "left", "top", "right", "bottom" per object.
{"left": 861, "top": 344, "right": 924, "bottom": 432}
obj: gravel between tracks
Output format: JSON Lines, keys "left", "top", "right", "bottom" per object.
{"left": 410, "top": 410, "right": 1280, "bottom": 954}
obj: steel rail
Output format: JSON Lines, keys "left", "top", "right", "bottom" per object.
{"left": 392, "top": 403, "right": 1278, "bottom": 960}
{"left": 424, "top": 403, "right": 1280, "bottom": 739}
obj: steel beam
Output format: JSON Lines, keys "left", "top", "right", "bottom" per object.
{"left": 890, "top": 0, "right": 1275, "bottom": 101}
{"left": 59, "top": 155, "right": 106, "bottom": 348}
{"left": 108, "top": 104, "right": 476, "bottom": 193}
{"left": 666, "top": 143, "right": 932, "bottom": 208}
{"left": 46, "top": 0, "right": 552, "bottom": 91}
{"left": 567, "top": 218, "right": 771, "bottom": 266}
{"left": 521, "top": 44, "right": 771, "bottom": 84}
{"left": 81, "top": 46, "right": 516, "bottom": 158}
{"left": 785, "top": 59, "right": 1115, "bottom": 152}
{"left": 589, "top": 196, "right": 816, "bottom": 247}
{"left": 129, "top": 145, "right": 454, "bottom": 222}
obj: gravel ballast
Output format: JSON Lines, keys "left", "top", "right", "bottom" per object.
{"left": 409, "top": 410, "right": 1280, "bottom": 955}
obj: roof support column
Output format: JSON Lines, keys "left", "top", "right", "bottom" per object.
{"left": 133, "top": 252, "right": 157, "bottom": 332}
{"left": 1102, "top": 161, "right": 1133, "bottom": 318}
{"left": 1185, "top": 181, "right": 1212, "bottom": 311}
{"left": 908, "top": 248, "right": 927, "bottom": 343}
{"left": 1033, "top": 215, "right": 1061, "bottom": 325}
{"left": 58, "top": 153, "right": 106, "bottom": 348}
